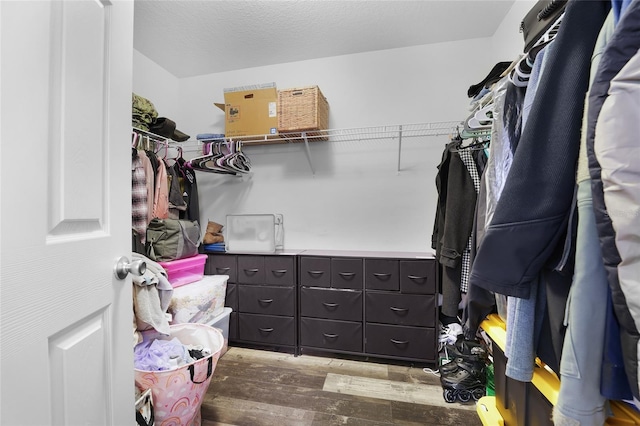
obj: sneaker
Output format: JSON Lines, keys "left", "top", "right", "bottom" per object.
{"left": 438, "top": 322, "right": 463, "bottom": 352}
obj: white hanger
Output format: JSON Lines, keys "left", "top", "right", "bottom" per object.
{"left": 474, "top": 103, "right": 494, "bottom": 124}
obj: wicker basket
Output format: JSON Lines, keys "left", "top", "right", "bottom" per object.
{"left": 278, "top": 86, "right": 329, "bottom": 140}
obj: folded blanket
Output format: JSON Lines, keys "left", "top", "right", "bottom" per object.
{"left": 196, "top": 133, "right": 225, "bottom": 141}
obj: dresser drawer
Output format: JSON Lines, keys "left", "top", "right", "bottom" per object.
{"left": 331, "top": 258, "right": 363, "bottom": 289}
{"left": 229, "top": 311, "right": 238, "bottom": 340}
{"left": 239, "top": 285, "right": 294, "bottom": 316}
{"left": 265, "top": 256, "right": 295, "bottom": 286}
{"left": 300, "top": 257, "right": 331, "bottom": 287}
{"left": 300, "top": 287, "right": 362, "bottom": 321}
{"left": 400, "top": 260, "right": 436, "bottom": 294}
{"left": 206, "top": 254, "right": 237, "bottom": 283}
{"left": 366, "top": 323, "right": 434, "bottom": 361}
{"left": 237, "top": 255, "right": 265, "bottom": 284}
{"left": 225, "top": 283, "right": 238, "bottom": 311}
{"left": 239, "top": 313, "right": 295, "bottom": 346}
{"left": 365, "top": 292, "right": 435, "bottom": 327}
{"left": 300, "top": 318, "right": 362, "bottom": 352}
{"left": 365, "top": 259, "right": 399, "bottom": 291}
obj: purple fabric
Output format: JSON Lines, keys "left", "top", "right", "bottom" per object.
{"left": 134, "top": 337, "right": 190, "bottom": 371}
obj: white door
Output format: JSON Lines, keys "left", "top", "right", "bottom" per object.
{"left": 1, "top": 1, "right": 135, "bottom": 424}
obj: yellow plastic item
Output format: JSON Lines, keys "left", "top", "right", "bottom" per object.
{"left": 480, "top": 314, "right": 640, "bottom": 424}
{"left": 609, "top": 400, "right": 640, "bottom": 425}
{"left": 476, "top": 396, "right": 505, "bottom": 426}
{"left": 481, "top": 314, "right": 560, "bottom": 405}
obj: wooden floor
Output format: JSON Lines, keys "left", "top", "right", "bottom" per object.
{"left": 201, "top": 346, "right": 483, "bottom": 426}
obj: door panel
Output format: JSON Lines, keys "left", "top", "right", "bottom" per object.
{"left": 49, "top": 313, "right": 109, "bottom": 424}
{"left": 1, "top": 1, "right": 134, "bottom": 424}
{"left": 48, "top": 0, "right": 108, "bottom": 236}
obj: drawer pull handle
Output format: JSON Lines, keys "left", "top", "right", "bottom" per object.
{"left": 339, "top": 272, "right": 355, "bottom": 278}
{"left": 216, "top": 267, "right": 230, "bottom": 273}
{"left": 408, "top": 275, "right": 427, "bottom": 281}
{"left": 308, "top": 270, "right": 324, "bottom": 276}
{"left": 322, "top": 302, "right": 339, "bottom": 309}
{"left": 259, "top": 327, "right": 274, "bottom": 333}
{"left": 390, "top": 339, "right": 409, "bottom": 346}
{"left": 271, "top": 269, "right": 287, "bottom": 276}
{"left": 323, "top": 333, "right": 338, "bottom": 339}
{"left": 390, "top": 306, "right": 408, "bottom": 314}
{"left": 244, "top": 268, "right": 259, "bottom": 275}
{"left": 373, "top": 273, "right": 391, "bottom": 279}
{"left": 258, "top": 299, "right": 273, "bottom": 304}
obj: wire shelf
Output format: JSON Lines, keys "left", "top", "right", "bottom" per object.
{"left": 230, "top": 121, "right": 461, "bottom": 145}
{"left": 134, "top": 121, "right": 461, "bottom": 174}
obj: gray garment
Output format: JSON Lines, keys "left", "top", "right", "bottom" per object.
{"left": 595, "top": 44, "right": 640, "bottom": 399}
{"left": 577, "top": 12, "right": 616, "bottom": 184}
{"left": 132, "top": 253, "right": 173, "bottom": 335}
{"left": 483, "top": 76, "right": 509, "bottom": 228}
{"left": 554, "top": 12, "right": 615, "bottom": 426}
{"left": 553, "top": 182, "right": 608, "bottom": 426}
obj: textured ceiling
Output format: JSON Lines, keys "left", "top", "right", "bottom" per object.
{"left": 134, "top": 1, "right": 515, "bottom": 78}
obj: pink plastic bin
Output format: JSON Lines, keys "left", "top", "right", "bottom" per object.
{"left": 159, "top": 254, "right": 207, "bottom": 288}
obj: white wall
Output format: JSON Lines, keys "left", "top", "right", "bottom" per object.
{"left": 491, "top": 0, "right": 537, "bottom": 60}
{"left": 176, "top": 37, "right": 496, "bottom": 135}
{"left": 132, "top": 2, "right": 529, "bottom": 253}
{"left": 133, "top": 50, "right": 181, "bottom": 121}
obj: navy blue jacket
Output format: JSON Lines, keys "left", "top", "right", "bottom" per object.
{"left": 469, "top": 0, "right": 610, "bottom": 299}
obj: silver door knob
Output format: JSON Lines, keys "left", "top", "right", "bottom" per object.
{"left": 114, "top": 256, "right": 146, "bottom": 280}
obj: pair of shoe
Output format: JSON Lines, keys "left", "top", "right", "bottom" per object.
{"left": 438, "top": 321, "right": 463, "bottom": 352}
{"left": 203, "top": 220, "right": 224, "bottom": 244}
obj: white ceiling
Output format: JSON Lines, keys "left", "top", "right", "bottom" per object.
{"left": 133, "top": 1, "right": 515, "bottom": 78}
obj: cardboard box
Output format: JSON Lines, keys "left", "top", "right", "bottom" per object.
{"left": 220, "top": 83, "right": 278, "bottom": 138}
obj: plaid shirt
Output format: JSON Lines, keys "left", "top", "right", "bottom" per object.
{"left": 459, "top": 149, "right": 481, "bottom": 293}
{"left": 132, "top": 155, "right": 148, "bottom": 243}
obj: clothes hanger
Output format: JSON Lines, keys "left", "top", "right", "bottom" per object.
{"left": 452, "top": 135, "right": 491, "bottom": 152}
{"left": 217, "top": 140, "right": 250, "bottom": 174}
{"left": 465, "top": 103, "right": 493, "bottom": 130}
{"left": 189, "top": 141, "right": 237, "bottom": 175}
{"left": 508, "top": 12, "right": 563, "bottom": 87}
{"left": 473, "top": 103, "right": 494, "bottom": 124}
{"left": 132, "top": 131, "right": 140, "bottom": 148}
{"left": 527, "top": 11, "right": 564, "bottom": 54}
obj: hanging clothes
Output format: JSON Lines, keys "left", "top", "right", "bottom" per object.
{"left": 175, "top": 158, "right": 200, "bottom": 224}
{"left": 166, "top": 162, "right": 187, "bottom": 219}
{"left": 432, "top": 139, "right": 477, "bottom": 319}
{"left": 469, "top": 0, "right": 608, "bottom": 300}
{"left": 469, "top": 0, "right": 610, "bottom": 379}
{"left": 153, "top": 154, "right": 169, "bottom": 220}
{"left": 504, "top": 41, "right": 553, "bottom": 382}
{"left": 554, "top": 9, "right": 633, "bottom": 426}
{"left": 132, "top": 151, "right": 148, "bottom": 244}
{"left": 586, "top": 0, "right": 640, "bottom": 401}
{"left": 138, "top": 150, "right": 155, "bottom": 226}
{"left": 458, "top": 148, "right": 482, "bottom": 293}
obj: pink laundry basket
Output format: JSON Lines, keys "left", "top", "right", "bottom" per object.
{"left": 134, "top": 323, "right": 224, "bottom": 426}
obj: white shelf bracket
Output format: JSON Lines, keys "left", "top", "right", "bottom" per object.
{"left": 397, "top": 125, "right": 403, "bottom": 173}
{"left": 301, "top": 132, "right": 316, "bottom": 175}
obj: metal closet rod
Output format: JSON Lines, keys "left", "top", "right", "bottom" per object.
{"left": 132, "top": 127, "right": 169, "bottom": 142}
{"left": 132, "top": 127, "right": 204, "bottom": 153}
